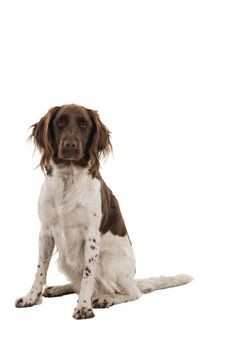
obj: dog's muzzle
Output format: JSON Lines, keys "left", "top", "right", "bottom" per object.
{"left": 59, "top": 137, "right": 82, "bottom": 160}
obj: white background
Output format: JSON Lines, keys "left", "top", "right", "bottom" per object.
{"left": 0, "top": 0, "right": 232, "bottom": 349}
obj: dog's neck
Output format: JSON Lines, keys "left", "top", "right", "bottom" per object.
{"left": 51, "top": 161, "right": 90, "bottom": 180}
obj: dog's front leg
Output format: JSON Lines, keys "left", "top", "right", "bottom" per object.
{"left": 15, "top": 231, "right": 54, "bottom": 308}
{"left": 72, "top": 231, "right": 100, "bottom": 320}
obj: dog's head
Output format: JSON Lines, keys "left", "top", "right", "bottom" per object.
{"left": 30, "top": 104, "right": 112, "bottom": 177}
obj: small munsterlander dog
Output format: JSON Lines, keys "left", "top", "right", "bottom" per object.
{"left": 15, "top": 104, "right": 192, "bottom": 319}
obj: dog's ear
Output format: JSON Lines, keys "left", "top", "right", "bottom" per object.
{"left": 29, "top": 106, "right": 60, "bottom": 174}
{"left": 87, "top": 109, "right": 112, "bottom": 177}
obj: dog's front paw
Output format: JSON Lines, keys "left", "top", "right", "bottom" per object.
{"left": 15, "top": 292, "right": 42, "bottom": 308}
{"left": 72, "top": 306, "right": 95, "bottom": 320}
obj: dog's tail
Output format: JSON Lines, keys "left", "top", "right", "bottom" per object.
{"left": 135, "top": 274, "right": 193, "bottom": 294}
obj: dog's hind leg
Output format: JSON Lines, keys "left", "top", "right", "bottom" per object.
{"left": 92, "top": 277, "right": 142, "bottom": 308}
{"left": 43, "top": 283, "right": 75, "bottom": 297}
{"left": 92, "top": 293, "right": 139, "bottom": 308}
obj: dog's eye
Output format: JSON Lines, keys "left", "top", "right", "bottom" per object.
{"left": 57, "top": 118, "right": 66, "bottom": 129}
{"left": 79, "top": 120, "right": 88, "bottom": 130}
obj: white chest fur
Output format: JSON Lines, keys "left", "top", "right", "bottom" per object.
{"left": 38, "top": 165, "right": 102, "bottom": 267}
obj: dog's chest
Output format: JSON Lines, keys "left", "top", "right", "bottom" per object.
{"left": 39, "top": 167, "right": 102, "bottom": 263}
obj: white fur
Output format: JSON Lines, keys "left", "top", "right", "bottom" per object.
{"left": 16, "top": 164, "right": 141, "bottom": 317}
{"left": 15, "top": 163, "right": 192, "bottom": 317}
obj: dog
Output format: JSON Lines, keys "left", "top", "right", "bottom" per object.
{"left": 15, "top": 104, "right": 192, "bottom": 319}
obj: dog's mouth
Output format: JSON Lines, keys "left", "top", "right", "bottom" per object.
{"left": 58, "top": 150, "right": 83, "bottom": 161}
{"left": 58, "top": 138, "right": 84, "bottom": 161}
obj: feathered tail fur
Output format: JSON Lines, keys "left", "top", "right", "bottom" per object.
{"left": 135, "top": 274, "right": 193, "bottom": 294}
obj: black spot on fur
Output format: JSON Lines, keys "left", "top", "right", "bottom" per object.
{"left": 37, "top": 265, "right": 40, "bottom": 268}
{"left": 90, "top": 245, "right": 95, "bottom": 250}
{"left": 40, "top": 273, "right": 43, "bottom": 276}
{"left": 85, "top": 266, "right": 91, "bottom": 274}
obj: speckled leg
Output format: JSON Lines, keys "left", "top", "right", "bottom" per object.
{"left": 72, "top": 232, "right": 100, "bottom": 320}
{"left": 15, "top": 234, "right": 54, "bottom": 308}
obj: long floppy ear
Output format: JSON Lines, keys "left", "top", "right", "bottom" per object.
{"left": 87, "top": 109, "right": 112, "bottom": 177}
{"left": 29, "top": 106, "right": 60, "bottom": 174}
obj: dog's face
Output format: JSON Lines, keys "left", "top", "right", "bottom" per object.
{"left": 52, "top": 105, "right": 93, "bottom": 162}
{"left": 30, "top": 104, "right": 112, "bottom": 177}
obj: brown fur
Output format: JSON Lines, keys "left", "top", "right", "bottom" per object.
{"left": 87, "top": 109, "right": 112, "bottom": 177}
{"left": 99, "top": 178, "right": 128, "bottom": 237}
{"left": 30, "top": 104, "right": 127, "bottom": 238}
{"left": 29, "top": 104, "right": 112, "bottom": 177}
{"left": 29, "top": 107, "right": 60, "bottom": 174}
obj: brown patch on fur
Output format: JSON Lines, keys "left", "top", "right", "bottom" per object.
{"left": 99, "top": 178, "right": 128, "bottom": 237}
{"left": 87, "top": 109, "right": 112, "bottom": 177}
{"left": 29, "top": 106, "right": 60, "bottom": 174}
{"left": 29, "top": 105, "right": 112, "bottom": 177}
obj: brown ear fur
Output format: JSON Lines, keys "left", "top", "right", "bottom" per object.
{"left": 87, "top": 109, "right": 112, "bottom": 177}
{"left": 29, "top": 107, "right": 59, "bottom": 174}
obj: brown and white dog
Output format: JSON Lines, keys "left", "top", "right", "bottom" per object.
{"left": 15, "top": 104, "right": 192, "bottom": 319}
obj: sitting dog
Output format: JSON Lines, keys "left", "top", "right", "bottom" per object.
{"left": 15, "top": 104, "right": 192, "bottom": 319}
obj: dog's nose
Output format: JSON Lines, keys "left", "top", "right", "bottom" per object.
{"left": 63, "top": 138, "right": 78, "bottom": 151}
